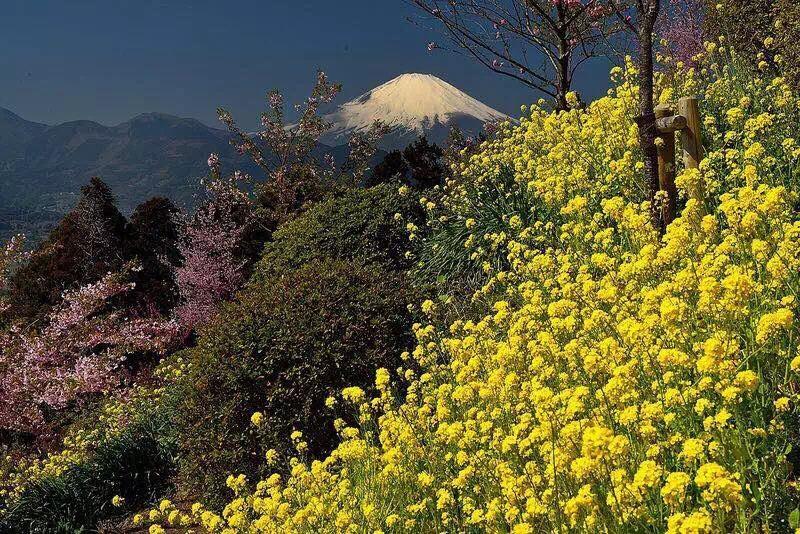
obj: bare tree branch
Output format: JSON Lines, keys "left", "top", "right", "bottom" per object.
{"left": 409, "top": 0, "right": 629, "bottom": 109}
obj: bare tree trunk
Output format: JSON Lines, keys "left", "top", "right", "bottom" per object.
{"left": 636, "top": 5, "right": 661, "bottom": 230}
{"left": 556, "top": 37, "right": 572, "bottom": 110}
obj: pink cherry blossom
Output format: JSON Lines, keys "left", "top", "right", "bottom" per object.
{"left": 0, "top": 267, "right": 180, "bottom": 436}
{"left": 175, "top": 169, "right": 252, "bottom": 331}
{"left": 207, "top": 152, "right": 220, "bottom": 170}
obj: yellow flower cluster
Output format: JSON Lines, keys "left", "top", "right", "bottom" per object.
{"left": 146, "top": 53, "right": 800, "bottom": 532}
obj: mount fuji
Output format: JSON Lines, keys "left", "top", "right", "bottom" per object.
{"left": 320, "top": 73, "right": 508, "bottom": 150}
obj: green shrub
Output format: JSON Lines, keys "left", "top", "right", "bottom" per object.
{"left": 0, "top": 411, "right": 176, "bottom": 533}
{"left": 251, "top": 183, "right": 424, "bottom": 282}
{"left": 173, "top": 259, "right": 418, "bottom": 507}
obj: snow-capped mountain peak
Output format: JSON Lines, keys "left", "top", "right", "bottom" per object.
{"left": 320, "top": 73, "right": 508, "bottom": 150}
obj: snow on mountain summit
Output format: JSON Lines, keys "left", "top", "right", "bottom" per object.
{"left": 320, "top": 73, "right": 508, "bottom": 150}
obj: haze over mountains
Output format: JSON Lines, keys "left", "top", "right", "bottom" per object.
{"left": 0, "top": 73, "right": 505, "bottom": 239}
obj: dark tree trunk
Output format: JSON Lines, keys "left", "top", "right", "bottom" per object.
{"left": 636, "top": 3, "right": 661, "bottom": 230}
{"left": 556, "top": 44, "right": 572, "bottom": 111}
{"left": 555, "top": 22, "right": 572, "bottom": 111}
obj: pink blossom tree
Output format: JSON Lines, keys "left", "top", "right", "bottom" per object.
{"left": 174, "top": 164, "right": 253, "bottom": 331}
{"left": 174, "top": 72, "right": 387, "bottom": 332}
{"left": 0, "top": 266, "right": 180, "bottom": 436}
{"left": 659, "top": 0, "right": 704, "bottom": 67}
{"left": 217, "top": 71, "right": 387, "bottom": 227}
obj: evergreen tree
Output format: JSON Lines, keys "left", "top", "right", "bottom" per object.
{"left": 125, "top": 197, "right": 182, "bottom": 314}
{"left": 8, "top": 177, "right": 127, "bottom": 319}
{"left": 368, "top": 136, "right": 445, "bottom": 189}
{"left": 367, "top": 150, "right": 409, "bottom": 187}
{"left": 403, "top": 136, "right": 445, "bottom": 189}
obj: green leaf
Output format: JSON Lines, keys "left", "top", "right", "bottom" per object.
{"left": 789, "top": 508, "right": 799, "bottom": 530}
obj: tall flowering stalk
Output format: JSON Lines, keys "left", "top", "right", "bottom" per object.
{"left": 0, "top": 267, "right": 179, "bottom": 436}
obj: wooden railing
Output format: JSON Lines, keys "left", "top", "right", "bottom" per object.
{"left": 654, "top": 96, "right": 704, "bottom": 225}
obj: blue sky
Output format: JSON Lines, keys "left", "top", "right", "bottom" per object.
{"left": 1, "top": 0, "right": 613, "bottom": 130}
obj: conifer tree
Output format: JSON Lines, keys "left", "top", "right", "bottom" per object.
{"left": 8, "top": 177, "right": 127, "bottom": 319}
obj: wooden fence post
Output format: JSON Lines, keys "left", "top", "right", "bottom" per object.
{"left": 677, "top": 96, "right": 703, "bottom": 170}
{"left": 677, "top": 96, "right": 706, "bottom": 209}
{"left": 655, "top": 104, "right": 678, "bottom": 226}
{"left": 645, "top": 97, "right": 704, "bottom": 230}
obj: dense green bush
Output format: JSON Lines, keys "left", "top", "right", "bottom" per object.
{"left": 173, "top": 259, "right": 418, "bottom": 507}
{"left": 251, "top": 183, "right": 424, "bottom": 282}
{"left": 0, "top": 411, "right": 176, "bottom": 533}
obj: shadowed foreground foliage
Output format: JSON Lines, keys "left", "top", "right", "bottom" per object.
{"left": 173, "top": 259, "right": 419, "bottom": 507}
{"left": 0, "top": 412, "right": 177, "bottom": 533}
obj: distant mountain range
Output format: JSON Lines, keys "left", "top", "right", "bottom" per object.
{"left": 0, "top": 108, "right": 241, "bottom": 222}
{"left": 0, "top": 73, "right": 505, "bottom": 240}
